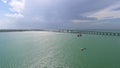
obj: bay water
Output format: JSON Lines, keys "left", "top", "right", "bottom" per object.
{"left": 0, "top": 31, "right": 120, "bottom": 68}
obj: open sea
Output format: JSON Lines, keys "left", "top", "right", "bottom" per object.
{"left": 0, "top": 31, "right": 120, "bottom": 68}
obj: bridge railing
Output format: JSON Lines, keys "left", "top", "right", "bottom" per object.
{"left": 80, "top": 31, "right": 120, "bottom": 36}
{"left": 53, "top": 30, "right": 120, "bottom": 36}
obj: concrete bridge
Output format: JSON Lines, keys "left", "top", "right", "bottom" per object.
{"left": 57, "top": 30, "right": 120, "bottom": 36}
{"left": 80, "top": 31, "right": 120, "bottom": 36}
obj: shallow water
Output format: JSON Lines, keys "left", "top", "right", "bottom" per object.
{"left": 0, "top": 31, "right": 120, "bottom": 68}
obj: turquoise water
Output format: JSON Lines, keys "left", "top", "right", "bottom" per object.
{"left": 0, "top": 31, "right": 120, "bottom": 68}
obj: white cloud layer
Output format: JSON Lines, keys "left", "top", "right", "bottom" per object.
{"left": 1, "top": 0, "right": 7, "bottom": 3}
{"left": 5, "top": 13, "right": 24, "bottom": 18}
{"left": 87, "top": 2, "right": 120, "bottom": 20}
{"left": 70, "top": 19, "right": 92, "bottom": 23}
{"left": 0, "top": 18, "right": 15, "bottom": 28}
{"left": 4, "top": 0, "right": 25, "bottom": 18}
{"left": 9, "top": 0, "right": 25, "bottom": 13}
{"left": 1, "top": 0, "right": 120, "bottom": 29}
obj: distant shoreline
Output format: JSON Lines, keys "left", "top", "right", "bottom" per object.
{"left": 0, "top": 29, "right": 120, "bottom": 33}
{"left": 0, "top": 29, "right": 46, "bottom": 32}
{"left": 1, "top": 29, "right": 120, "bottom": 36}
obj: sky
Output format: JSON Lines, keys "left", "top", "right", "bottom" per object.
{"left": 0, "top": 0, "right": 120, "bottom": 29}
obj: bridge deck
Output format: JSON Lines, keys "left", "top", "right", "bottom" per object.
{"left": 54, "top": 30, "right": 120, "bottom": 36}
{"left": 80, "top": 31, "right": 120, "bottom": 36}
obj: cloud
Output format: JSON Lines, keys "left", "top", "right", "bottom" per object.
{"left": 70, "top": 19, "right": 92, "bottom": 23}
{"left": 112, "top": 7, "right": 120, "bottom": 11}
{"left": 5, "top": 13, "right": 24, "bottom": 18}
{"left": 5, "top": 0, "right": 25, "bottom": 18}
{"left": 1, "top": 0, "right": 120, "bottom": 29}
{"left": 16, "top": 0, "right": 119, "bottom": 29}
{"left": 1, "top": 0, "right": 7, "bottom": 3}
{"left": 24, "top": 0, "right": 117, "bottom": 20}
{"left": 0, "top": 18, "right": 16, "bottom": 29}
{"left": 1, "top": 0, "right": 25, "bottom": 28}
{"left": 9, "top": 0, "right": 25, "bottom": 13}
{"left": 31, "top": 16, "right": 47, "bottom": 22}
{"left": 87, "top": 2, "right": 120, "bottom": 20}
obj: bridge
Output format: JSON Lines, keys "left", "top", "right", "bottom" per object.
{"left": 80, "top": 31, "right": 120, "bottom": 36}
{"left": 56, "top": 30, "right": 120, "bottom": 36}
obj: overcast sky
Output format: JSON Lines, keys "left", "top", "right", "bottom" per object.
{"left": 0, "top": 0, "right": 120, "bottom": 29}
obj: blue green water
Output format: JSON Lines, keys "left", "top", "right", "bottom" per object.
{"left": 0, "top": 31, "right": 120, "bottom": 68}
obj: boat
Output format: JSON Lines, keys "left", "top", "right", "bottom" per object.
{"left": 80, "top": 48, "right": 87, "bottom": 51}
{"left": 77, "top": 33, "right": 82, "bottom": 37}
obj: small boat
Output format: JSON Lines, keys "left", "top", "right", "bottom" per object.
{"left": 77, "top": 33, "right": 82, "bottom": 37}
{"left": 80, "top": 48, "right": 87, "bottom": 51}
